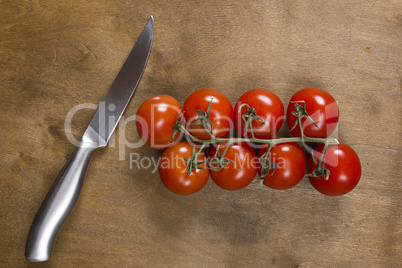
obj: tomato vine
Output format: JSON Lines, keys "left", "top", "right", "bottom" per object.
{"left": 137, "top": 88, "right": 361, "bottom": 196}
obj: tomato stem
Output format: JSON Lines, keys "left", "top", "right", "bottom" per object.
{"left": 173, "top": 102, "right": 339, "bottom": 176}
{"left": 308, "top": 142, "right": 331, "bottom": 180}
{"left": 239, "top": 103, "right": 265, "bottom": 139}
{"left": 258, "top": 143, "right": 279, "bottom": 184}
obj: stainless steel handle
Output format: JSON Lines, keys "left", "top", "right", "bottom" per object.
{"left": 25, "top": 144, "right": 96, "bottom": 262}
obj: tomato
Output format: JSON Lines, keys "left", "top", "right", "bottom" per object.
{"left": 286, "top": 87, "right": 339, "bottom": 138}
{"left": 308, "top": 142, "right": 361, "bottom": 196}
{"left": 208, "top": 142, "right": 258, "bottom": 191}
{"left": 183, "top": 89, "right": 233, "bottom": 140}
{"left": 257, "top": 142, "right": 306, "bottom": 190}
{"left": 234, "top": 89, "right": 284, "bottom": 139}
{"left": 158, "top": 141, "right": 209, "bottom": 195}
{"left": 136, "top": 95, "right": 182, "bottom": 149}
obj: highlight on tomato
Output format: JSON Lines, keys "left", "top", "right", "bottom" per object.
{"left": 234, "top": 89, "right": 284, "bottom": 139}
{"left": 308, "top": 142, "right": 361, "bottom": 196}
{"left": 158, "top": 141, "right": 209, "bottom": 195}
{"left": 135, "top": 95, "right": 182, "bottom": 149}
{"left": 183, "top": 89, "right": 233, "bottom": 140}
{"left": 208, "top": 142, "right": 258, "bottom": 191}
{"left": 257, "top": 142, "right": 306, "bottom": 190}
{"left": 286, "top": 87, "right": 339, "bottom": 138}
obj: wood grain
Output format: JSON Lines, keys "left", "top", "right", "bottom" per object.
{"left": 1, "top": 0, "right": 401, "bottom": 267}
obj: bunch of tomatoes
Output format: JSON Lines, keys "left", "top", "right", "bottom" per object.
{"left": 135, "top": 88, "right": 361, "bottom": 197}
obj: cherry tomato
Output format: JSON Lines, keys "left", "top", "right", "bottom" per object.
{"left": 183, "top": 89, "right": 233, "bottom": 140}
{"left": 234, "top": 89, "right": 284, "bottom": 139}
{"left": 208, "top": 142, "right": 258, "bottom": 190}
{"left": 158, "top": 141, "right": 209, "bottom": 195}
{"left": 136, "top": 95, "right": 182, "bottom": 149}
{"left": 308, "top": 142, "right": 361, "bottom": 196}
{"left": 257, "top": 142, "right": 306, "bottom": 190}
{"left": 286, "top": 87, "right": 339, "bottom": 138}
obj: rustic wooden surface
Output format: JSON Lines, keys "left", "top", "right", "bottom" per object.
{"left": 1, "top": 0, "right": 401, "bottom": 267}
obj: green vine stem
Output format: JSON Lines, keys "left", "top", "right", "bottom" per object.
{"left": 258, "top": 143, "right": 281, "bottom": 184}
{"left": 239, "top": 103, "right": 265, "bottom": 139}
{"left": 173, "top": 100, "right": 338, "bottom": 178}
{"left": 208, "top": 143, "right": 237, "bottom": 171}
{"left": 308, "top": 142, "right": 331, "bottom": 180}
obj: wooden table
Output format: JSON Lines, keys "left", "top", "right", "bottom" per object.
{"left": 1, "top": 0, "right": 400, "bottom": 267}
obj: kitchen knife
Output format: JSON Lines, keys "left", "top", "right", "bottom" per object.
{"left": 25, "top": 16, "right": 154, "bottom": 262}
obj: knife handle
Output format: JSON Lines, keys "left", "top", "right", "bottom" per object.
{"left": 25, "top": 144, "right": 96, "bottom": 262}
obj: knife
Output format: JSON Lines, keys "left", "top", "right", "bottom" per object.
{"left": 25, "top": 16, "right": 154, "bottom": 262}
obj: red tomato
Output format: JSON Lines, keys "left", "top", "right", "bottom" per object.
{"left": 208, "top": 142, "right": 258, "bottom": 191}
{"left": 183, "top": 89, "right": 233, "bottom": 140}
{"left": 308, "top": 142, "right": 361, "bottom": 196}
{"left": 257, "top": 142, "right": 306, "bottom": 190}
{"left": 234, "top": 89, "right": 284, "bottom": 139}
{"left": 286, "top": 88, "right": 339, "bottom": 138}
{"left": 136, "top": 95, "right": 182, "bottom": 149}
{"left": 158, "top": 141, "right": 209, "bottom": 195}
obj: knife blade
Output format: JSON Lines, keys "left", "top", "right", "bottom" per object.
{"left": 25, "top": 16, "right": 154, "bottom": 262}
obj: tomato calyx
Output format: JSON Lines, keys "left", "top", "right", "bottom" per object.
{"left": 308, "top": 143, "right": 331, "bottom": 181}
{"left": 257, "top": 145, "right": 279, "bottom": 186}
{"left": 289, "top": 101, "right": 318, "bottom": 136}
{"left": 309, "top": 160, "right": 331, "bottom": 181}
{"left": 239, "top": 103, "right": 265, "bottom": 138}
{"left": 183, "top": 145, "right": 208, "bottom": 175}
{"left": 208, "top": 143, "right": 237, "bottom": 171}
{"left": 188, "top": 98, "right": 214, "bottom": 138}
